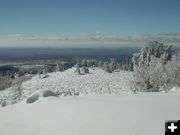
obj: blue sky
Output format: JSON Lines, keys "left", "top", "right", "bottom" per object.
{"left": 0, "top": 0, "right": 180, "bottom": 47}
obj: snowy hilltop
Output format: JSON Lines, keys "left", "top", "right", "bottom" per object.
{"left": 0, "top": 41, "right": 180, "bottom": 135}
{"left": 1, "top": 41, "right": 179, "bottom": 106}
{"left": 0, "top": 66, "right": 133, "bottom": 105}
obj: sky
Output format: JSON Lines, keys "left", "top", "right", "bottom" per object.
{"left": 0, "top": 0, "right": 180, "bottom": 48}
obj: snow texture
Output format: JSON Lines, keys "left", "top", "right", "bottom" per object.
{"left": 0, "top": 67, "right": 133, "bottom": 106}
{"left": 14, "top": 67, "right": 133, "bottom": 98}
{"left": 0, "top": 67, "right": 180, "bottom": 135}
{"left": 0, "top": 87, "right": 180, "bottom": 135}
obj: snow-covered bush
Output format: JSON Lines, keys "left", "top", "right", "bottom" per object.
{"left": 97, "top": 61, "right": 104, "bottom": 68}
{"left": 102, "top": 62, "right": 111, "bottom": 73}
{"left": 75, "top": 58, "right": 90, "bottom": 75}
{"left": 109, "top": 59, "right": 117, "bottom": 72}
{"left": 165, "top": 51, "right": 180, "bottom": 87}
{"left": 11, "top": 75, "right": 29, "bottom": 102}
{"left": 85, "top": 59, "right": 98, "bottom": 67}
{"left": 74, "top": 59, "right": 81, "bottom": 74}
{"left": 42, "top": 90, "right": 58, "bottom": 97}
{"left": 81, "top": 66, "right": 89, "bottom": 74}
{"left": 56, "top": 61, "right": 60, "bottom": 72}
{"left": 38, "top": 66, "right": 49, "bottom": 79}
{"left": 56, "top": 62, "right": 65, "bottom": 72}
{"left": 75, "top": 64, "right": 81, "bottom": 75}
{"left": 76, "top": 58, "right": 98, "bottom": 68}
{"left": 56, "top": 90, "right": 79, "bottom": 96}
{"left": 0, "top": 76, "right": 13, "bottom": 90}
{"left": 80, "top": 58, "right": 87, "bottom": 67}
{"left": 26, "top": 90, "right": 58, "bottom": 104}
{"left": 12, "top": 85, "right": 23, "bottom": 101}
{"left": 26, "top": 93, "right": 40, "bottom": 103}
{"left": 132, "top": 41, "right": 174, "bottom": 92}
{"left": 1, "top": 100, "right": 7, "bottom": 107}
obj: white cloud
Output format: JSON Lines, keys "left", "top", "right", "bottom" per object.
{"left": 158, "top": 32, "right": 180, "bottom": 37}
{"left": 0, "top": 32, "right": 180, "bottom": 47}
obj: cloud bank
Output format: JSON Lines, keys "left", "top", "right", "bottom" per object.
{"left": 0, "top": 32, "right": 180, "bottom": 48}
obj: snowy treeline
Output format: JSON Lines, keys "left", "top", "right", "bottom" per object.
{"left": 101, "top": 58, "right": 132, "bottom": 73}
{"left": 132, "top": 41, "right": 180, "bottom": 92}
{"left": 74, "top": 58, "right": 132, "bottom": 74}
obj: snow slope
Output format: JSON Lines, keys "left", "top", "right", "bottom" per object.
{"left": 0, "top": 88, "right": 180, "bottom": 135}
{"left": 0, "top": 67, "right": 133, "bottom": 104}
{"left": 20, "top": 67, "right": 133, "bottom": 96}
{"left": 0, "top": 67, "right": 180, "bottom": 135}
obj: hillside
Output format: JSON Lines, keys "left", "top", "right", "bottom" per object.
{"left": 0, "top": 67, "right": 133, "bottom": 104}
{"left": 0, "top": 67, "right": 180, "bottom": 135}
{"left": 0, "top": 87, "right": 180, "bottom": 135}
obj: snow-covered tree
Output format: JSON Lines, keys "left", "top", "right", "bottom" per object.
{"left": 132, "top": 41, "right": 174, "bottom": 92}
{"left": 97, "top": 61, "right": 104, "bottom": 68}
{"left": 165, "top": 51, "right": 180, "bottom": 87}
{"left": 86, "top": 59, "right": 91, "bottom": 67}
{"left": 11, "top": 77, "right": 25, "bottom": 102}
{"left": 109, "top": 59, "right": 117, "bottom": 72}
{"left": 132, "top": 41, "right": 173, "bottom": 69}
{"left": 59, "top": 62, "right": 65, "bottom": 71}
{"left": 75, "top": 59, "right": 81, "bottom": 74}
{"left": 56, "top": 61, "right": 60, "bottom": 72}
{"left": 38, "top": 70, "right": 41, "bottom": 78}
{"left": 86, "top": 59, "right": 94, "bottom": 67}
{"left": 172, "top": 51, "right": 180, "bottom": 86}
{"left": 81, "top": 66, "right": 89, "bottom": 74}
{"left": 42, "top": 67, "right": 47, "bottom": 78}
{"left": 80, "top": 59, "right": 87, "bottom": 67}
{"left": 103, "top": 62, "right": 111, "bottom": 73}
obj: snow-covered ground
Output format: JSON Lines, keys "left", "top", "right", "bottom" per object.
{"left": 0, "top": 67, "right": 133, "bottom": 102}
{"left": 21, "top": 67, "right": 133, "bottom": 95}
{"left": 0, "top": 88, "right": 180, "bottom": 135}
{"left": 0, "top": 67, "right": 180, "bottom": 135}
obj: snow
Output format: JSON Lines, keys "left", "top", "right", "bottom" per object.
{"left": 0, "top": 67, "right": 133, "bottom": 103}
{"left": 0, "top": 67, "right": 180, "bottom": 135}
{"left": 0, "top": 89, "right": 180, "bottom": 135}
{"left": 20, "top": 67, "right": 133, "bottom": 96}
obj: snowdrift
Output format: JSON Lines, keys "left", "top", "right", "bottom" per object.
{"left": 26, "top": 90, "right": 58, "bottom": 103}
{"left": 0, "top": 88, "right": 180, "bottom": 135}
